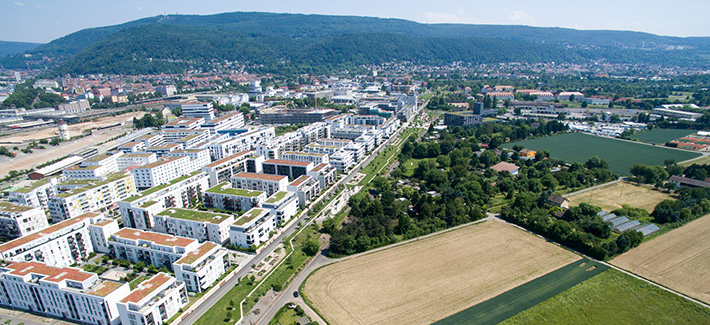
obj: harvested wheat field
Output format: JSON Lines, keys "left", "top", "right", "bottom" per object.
{"left": 567, "top": 181, "right": 673, "bottom": 213}
{"left": 612, "top": 214, "right": 710, "bottom": 304}
{"left": 303, "top": 221, "right": 579, "bottom": 325}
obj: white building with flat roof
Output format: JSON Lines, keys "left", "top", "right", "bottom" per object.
{"left": 261, "top": 191, "right": 299, "bottom": 222}
{"left": 116, "top": 273, "right": 188, "bottom": 325}
{"left": 201, "top": 112, "right": 245, "bottom": 135}
{"left": 0, "top": 202, "right": 48, "bottom": 239}
{"left": 131, "top": 156, "right": 193, "bottom": 190}
{"left": 7, "top": 178, "right": 57, "bottom": 209}
{"left": 181, "top": 102, "right": 215, "bottom": 121}
{"left": 173, "top": 242, "right": 229, "bottom": 292}
{"left": 49, "top": 173, "right": 136, "bottom": 222}
{"left": 154, "top": 208, "right": 234, "bottom": 245}
{"left": 201, "top": 151, "right": 251, "bottom": 187}
{"left": 116, "top": 153, "right": 157, "bottom": 170}
{"left": 231, "top": 172, "right": 289, "bottom": 196}
{"left": 229, "top": 208, "right": 276, "bottom": 248}
{"left": 108, "top": 228, "right": 199, "bottom": 270}
{"left": 62, "top": 152, "right": 122, "bottom": 180}
{"left": 0, "top": 212, "right": 103, "bottom": 267}
{"left": 0, "top": 261, "right": 130, "bottom": 325}
{"left": 307, "top": 163, "right": 337, "bottom": 189}
{"left": 287, "top": 176, "right": 320, "bottom": 206}
{"left": 203, "top": 183, "right": 267, "bottom": 212}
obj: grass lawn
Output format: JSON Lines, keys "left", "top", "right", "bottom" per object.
{"left": 681, "top": 155, "right": 710, "bottom": 166}
{"left": 193, "top": 279, "right": 255, "bottom": 325}
{"left": 501, "top": 269, "right": 710, "bottom": 324}
{"left": 401, "top": 158, "right": 434, "bottom": 177}
{"left": 630, "top": 128, "right": 695, "bottom": 144}
{"left": 434, "top": 258, "right": 608, "bottom": 325}
{"left": 268, "top": 305, "right": 308, "bottom": 325}
{"left": 567, "top": 181, "right": 674, "bottom": 213}
{"left": 504, "top": 132, "right": 701, "bottom": 175}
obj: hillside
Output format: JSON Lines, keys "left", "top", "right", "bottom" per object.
{"left": 3, "top": 12, "right": 710, "bottom": 74}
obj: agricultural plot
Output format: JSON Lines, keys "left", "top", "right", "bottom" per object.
{"left": 612, "top": 213, "right": 710, "bottom": 304}
{"left": 303, "top": 221, "right": 579, "bottom": 325}
{"left": 567, "top": 181, "right": 673, "bottom": 213}
{"left": 502, "top": 270, "right": 710, "bottom": 324}
{"left": 434, "top": 258, "right": 608, "bottom": 325}
{"left": 630, "top": 128, "right": 695, "bottom": 144}
{"left": 504, "top": 132, "right": 700, "bottom": 175}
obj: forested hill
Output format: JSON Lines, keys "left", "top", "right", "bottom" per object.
{"left": 4, "top": 11, "right": 710, "bottom": 74}
{"left": 0, "top": 41, "right": 42, "bottom": 57}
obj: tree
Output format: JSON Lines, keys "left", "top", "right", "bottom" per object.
{"left": 321, "top": 217, "right": 337, "bottom": 234}
{"left": 302, "top": 238, "right": 320, "bottom": 256}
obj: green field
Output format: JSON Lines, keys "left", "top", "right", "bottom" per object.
{"left": 502, "top": 269, "right": 710, "bottom": 324}
{"left": 433, "top": 258, "right": 608, "bottom": 325}
{"left": 631, "top": 128, "right": 695, "bottom": 144}
{"left": 505, "top": 133, "right": 701, "bottom": 175}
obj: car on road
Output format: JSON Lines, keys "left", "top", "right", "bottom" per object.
{"left": 293, "top": 291, "right": 299, "bottom": 298}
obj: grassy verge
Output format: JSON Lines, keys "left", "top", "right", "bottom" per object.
{"left": 501, "top": 269, "right": 710, "bottom": 324}
{"left": 268, "top": 304, "right": 309, "bottom": 325}
{"left": 433, "top": 258, "right": 608, "bottom": 325}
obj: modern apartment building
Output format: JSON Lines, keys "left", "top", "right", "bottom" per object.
{"left": 201, "top": 151, "right": 251, "bottom": 187}
{"left": 0, "top": 202, "right": 49, "bottom": 239}
{"left": 48, "top": 173, "right": 136, "bottom": 222}
{"left": 108, "top": 228, "right": 199, "bottom": 270}
{"left": 229, "top": 208, "right": 276, "bottom": 248}
{"left": 173, "top": 242, "right": 230, "bottom": 292}
{"left": 203, "top": 183, "right": 267, "bottom": 212}
{"left": 116, "top": 273, "right": 188, "bottom": 325}
{"left": 231, "top": 172, "right": 289, "bottom": 196}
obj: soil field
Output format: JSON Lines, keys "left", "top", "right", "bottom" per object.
{"left": 303, "top": 221, "right": 579, "bottom": 325}
{"left": 434, "top": 258, "right": 608, "bottom": 325}
{"left": 567, "top": 181, "right": 674, "bottom": 213}
{"left": 503, "top": 132, "right": 700, "bottom": 175}
{"left": 612, "top": 213, "right": 710, "bottom": 304}
{"left": 630, "top": 128, "right": 695, "bottom": 144}
{"left": 502, "top": 270, "right": 710, "bottom": 324}
{"left": 0, "top": 111, "right": 145, "bottom": 143}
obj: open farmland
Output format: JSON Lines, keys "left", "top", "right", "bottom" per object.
{"left": 567, "top": 181, "right": 674, "bottom": 213}
{"left": 501, "top": 270, "right": 710, "bottom": 324}
{"left": 303, "top": 221, "right": 579, "bottom": 325}
{"left": 612, "top": 213, "right": 710, "bottom": 304}
{"left": 630, "top": 128, "right": 695, "bottom": 144}
{"left": 504, "top": 132, "right": 700, "bottom": 175}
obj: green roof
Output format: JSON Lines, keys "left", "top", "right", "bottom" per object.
{"left": 157, "top": 208, "right": 231, "bottom": 224}
{"left": 124, "top": 195, "right": 141, "bottom": 202}
{"left": 0, "top": 202, "right": 35, "bottom": 213}
{"left": 233, "top": 208, "right": 267, "bottom": 226}
{"left": 206, "top": 183, "right": 264, "bottom": 197}
{"left": 11, "top": 180, "right": 50, "bottom": 193}
{"left": 140, "top": 201, "right": 158, "bottom": 208}
{"left": 85, "top": 154, "right": 111, "bottom": 163}
{"left": 57, "top": 173, "right": 130, "bottom": 198}
{"left": 264, "top": 191, "right": 288, "bottom": 204}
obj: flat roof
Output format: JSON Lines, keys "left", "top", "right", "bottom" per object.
{"left": 117, "top": 141, "right": 143, "bottom": 148}
{"left": 120, "top": 273, "right": 172, "bottom": 304}
{"left": 311, "top": 163, "right": 329, "bottom": 172}
{"left": 87, "top": 280, "right": 125, "bottom": 297}
{"left": 233, "top": 208, "right": 269, "bottom": 226}
{"left": 174, "top": 242, "right": 217, "bottom": 265}
{"left": 113, "top": 228, "right": 196, "bottom": 247}
{"left": 264, "top": 191, "right": 289, "bottom": 204}
{"left": 289, "top": 175, "right": 312, "bottom": 187}
{"left": 0, "top": 202, "right": 36, "bottom": 213}
{"left": 206, "top": 183, "right": 265, "bottom": 197}
{"left": 10, "top": 179, "right": 51, "bottom": 193}
{"left": 0, "top": 212, "right": 99, "bottom": 252}
{"left": 135, "top": 156, "right": 185, "bottom": 170}
{"left": 157, "top": 208, "right": 232, "bottom": 224}
{"left": 233, "top": 172, "right": 287, "bottom": 182}
{"left": 263, "top": 159, "right": 312, "bottom": 167}
{"left": 6, "top": 261, "right": 93, "bottom": 283}
{"left": 204, "top": 151, "right": 251, "bottom": 168}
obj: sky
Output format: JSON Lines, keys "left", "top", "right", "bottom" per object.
{"left": 1, "top": 0, "right": 709, "bottom": 43}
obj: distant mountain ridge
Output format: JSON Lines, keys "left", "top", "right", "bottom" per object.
{"left": 3, "top": 12, "right": 710, "bottom": 74}
{"left": 0, "top": 41, "right": 42, "bottom": 57}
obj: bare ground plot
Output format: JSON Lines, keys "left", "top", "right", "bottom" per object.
{"left": 0, "top": 111, "right": 145, "bottom": 143}
{"left": 612, "top": 213, "right": 710, "bottom": 304}
{"left": 303, "top": 221, "right": 579, "bottom": 325}
{"left": 567, "top": 181, "right": 673, "bottom": 213}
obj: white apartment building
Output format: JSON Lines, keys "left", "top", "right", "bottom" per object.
{"left": 161, "top": 117, "right": 205, "bottom": 130}
{"left": 173, "top": 242, "right": 229, "bottom": 292}
{"left": 88, "top": 219, "right": 120, "bottom": 254}
{"left": 132, "top": 156, "right": 193, "bottom": 190}
{"left": 201, "top": 150, "right": 251, "bottom": 187}
{"left": 134, "top": 134, "right": 166, "bottom": 148}
{"left": 145, "top": 143, "right": 184, "bottom": 158}
{"left": 0, "top": 202, "right": 48, "bottom": 238}
{"left": 262, "top": 159, "right": 314, "bottom": 180}
{"left": 231, "top": 172, "right": 289, "bottom": 196}
{"left": 108, "top": 228, "right": 199, "bottom": 270}
{"left": 63, "top": 152, "right": 122, "bottom": 180}
{"left": 116, "top": 142, "right": 146, "bottom": 154}
{"left": 116, "top": 273, "right": 188, "bottom": 325}
{"left": 0, "top": 212, "right": 103, "bottom": 267}
{"left": 0, "top": 261, "right": 130, "bottom": 325}
{"left": 229, "top": 208, "right": 276, "bottom": 248}
{"left": 208, "top": 127, "right": 275, "bottom": 160}
{"left": 261, "top": 191, "right": 299, "bottom": 222}
{"left": 168, "top": 148, "right": 211, "bottom": 171}
{"left": 204, "top": 183, "right": 267, "bottom": 212}
{"left": 201, "top": 112, "right": 245, "bottom": 135}
{"left": 181, "top": 102, "right": 215, "bottom": 121}
{"left": 7, "top": 178, "right": 57, "bottom": 209}
{"left": 307, "top": 163, "right": 337, "bottom": 189}
{"left": 49, "top": 173, "right": 136, "bottom": 222}
{"left": 287, "top": 176, "right": 320, "bottom": 206}
{"left": 280, "top": 151, "right": 329, "bottom": 165}
{"left": 154, "top": 208, "right": 234, "bottom": 244}
{"left": 116, "top": 153, "right": 157, "bottom": 170}
{"left": 119, "top": 171, "right": 208, "bottom": 230}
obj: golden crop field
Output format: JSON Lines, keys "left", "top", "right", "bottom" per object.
{"left": 303, "top": 221, "right": 579, "bottom": 325}
{"left": 612, "top": 214, "right": 710, "bottom": 304}
{"left": 567, "top": 181, "right": 673, "bottom": 213}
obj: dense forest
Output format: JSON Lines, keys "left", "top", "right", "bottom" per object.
{"left": 4, "top": 12, "right": 710, "bottom": 73}
{"left": 0, "top": 80, "right": 64, "bottom": 109}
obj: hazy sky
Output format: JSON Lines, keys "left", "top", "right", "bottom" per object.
{"left": 1, "top": 0, "right": 708, "bottom": 43}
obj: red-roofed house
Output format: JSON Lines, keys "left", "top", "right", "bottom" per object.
{"left": 117, "top": 273, "right": 188, "bottom": 325}
{"left": 491, "top": 162, "right": 520, "bottom": 175}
